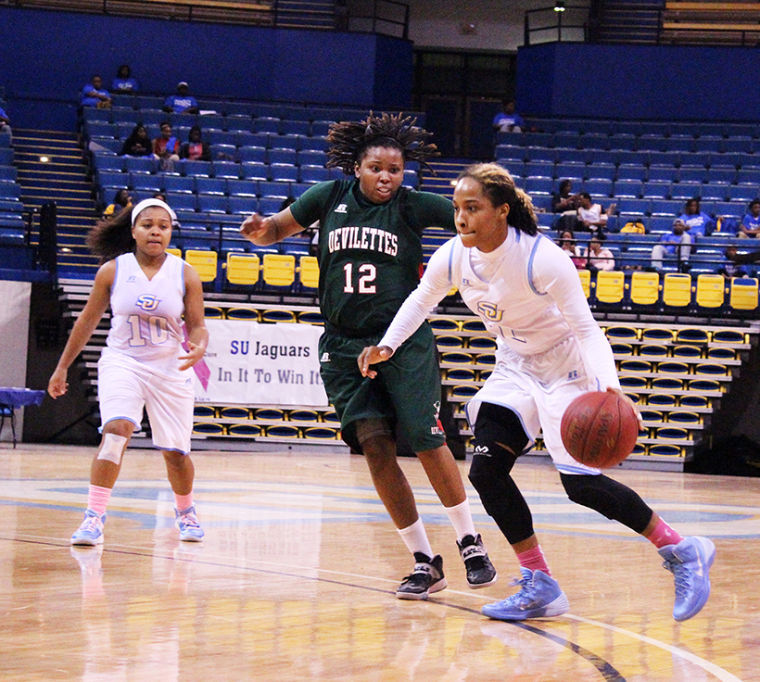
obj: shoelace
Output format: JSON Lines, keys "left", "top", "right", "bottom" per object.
{"left": 499, "top": 574, "right": 536, "bottom": 606}
{"left": 663, "top": 559, "right": 690, "bottom": 598}
{"left": 80, "top": 515, "right": 102, "bottom": 532}
{"left": 180, "top": 512, "right": 200, "bottom": 528}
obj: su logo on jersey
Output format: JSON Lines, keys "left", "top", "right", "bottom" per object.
{"left": 135, "top": 294, "right": 161, "bottom": 312}
{"left": 477, "top": 301, "right": 502, "bottom": 322}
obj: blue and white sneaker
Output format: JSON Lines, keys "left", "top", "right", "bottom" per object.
{"left": 175, "top": 505, "right": 204, "bottom": 542}
{"left": 70, "top": 509, "right": 106, "bottom": 546}
{"left": 482, "top": 568, "right": 570, "bottom": 621}
{"left": 659, "top": 536, "right": 715, "bottom": 621}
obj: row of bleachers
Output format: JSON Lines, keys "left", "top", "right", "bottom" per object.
{"left": 85, "top": 111, "right": 336, "bottom": 139}
{"left": 501, "top": 158, "right": 760, "bottom": 184}
{"left": 508, "top": 119, "right": 760, "bottom": 140}
{"left": 0, "top": 126, "right": 24, "bottom": 245}
{"left": 106, "top": 94, "right": 392, "bottom": 125}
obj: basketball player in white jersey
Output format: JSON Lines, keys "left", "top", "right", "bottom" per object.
{"left": 48, "top": 198, "right": 209, "bottom": 546}
{"left": 359, "top": 163, "right": 715, "bottom": 622}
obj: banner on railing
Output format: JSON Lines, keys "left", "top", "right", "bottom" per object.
{"left": 192, "top": 320, "right": 329, "bottom": 407}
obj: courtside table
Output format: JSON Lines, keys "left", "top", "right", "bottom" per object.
{"left": 0, "top": 387, "right": 45, "bottom": 448}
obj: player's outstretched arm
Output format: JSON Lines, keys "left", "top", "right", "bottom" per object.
{"left": 239, "top": 207, "right": 303, "bottom": 246}
{"left": 48, "top": 262, "right": 114, "bottom": 398}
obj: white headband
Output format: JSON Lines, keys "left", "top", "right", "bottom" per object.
{"left": 131, "top": 198, "right": 177, "bottom": 227}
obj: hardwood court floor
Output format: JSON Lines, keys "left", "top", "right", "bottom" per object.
{"left": 0, "top": 444, "right": 758, "bottom": 681}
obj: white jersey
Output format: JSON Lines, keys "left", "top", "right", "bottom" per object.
{"left": 105, "top": 252, "right": 187, "bottom": 376}
{"left": 378, "top": 228, "right": 620, "bottom": 391}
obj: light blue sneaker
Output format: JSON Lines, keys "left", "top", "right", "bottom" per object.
{"left": 482, "top": 568, "right": 570, "bottom": 621}
{"left": 175, "top": 505, "right": 204, "bottom": 542}
{"left": 659, "top": 536, "right": 715, "bottom": 621}
{"left": 70, "top": 509, "right": 106, "bottom": 546}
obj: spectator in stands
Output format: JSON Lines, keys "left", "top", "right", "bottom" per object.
{"left": 0, "top": 103, "right": 11, "bottom": 140}
{"left": 80, "top": 75, "right": 112, "bottom": 109}
{"left": 739, "top": 199, "right": 760, "bottom": 238}
{"left": 557, "top": 229, "right": 584, "bottom": 269}
{"left": 576, "top": 192, "right": 613, "bottom": 237}
{"left": 582, "top": 235, "right": 616, "bottom": 271}
{"left": 678, "top": 198, "right": 713, "bottom": 238}
{"left": 651, "top": 218, "right": 692, "bottom": 271}
{"left": 153, "top": 121, "right": 180, "bottom": 171}
{"left": 718, "top": 245, "right": 748, "bottom": 279}
{"left": 492, "top": 99, "right": 524, "bottom": 134}
{"left": 103, "top": 189, "right": 132, "bottom": 218}
{"left": 180, "top": 125, "right": 211, "bottom": 161}
{"left": 163, "top": 81, "right": 199, "bottom": 114}
{"left": 240, "top": 112, "right": 496, "bottom": 599}
{"left": 552, "top": 179, "right": 579, "bottom": 213}
{"left": 111, "top": 64, "right": 139, "bottom": 94}
{"left": 120, "top": 123, "right": 154, "bottom": 157}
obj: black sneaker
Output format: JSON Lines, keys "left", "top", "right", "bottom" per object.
{"left": 457, "top": 534, "right": 497, "bottom": 588}
{"left": 396, "top": 552, "right": 447, "bottom": 600}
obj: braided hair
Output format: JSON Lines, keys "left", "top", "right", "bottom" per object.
{"left": 326, "top": 111, "right": 439, "bottom": 174}
{"left": 457, "top": 163, "right": 538, "bottom": 236}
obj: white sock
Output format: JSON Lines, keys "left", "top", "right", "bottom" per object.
{"left": 444, "top": 498, "right": 477, "bottom": 542}
{"left": 397, "top": 518, "right": 434, "bottom": 559}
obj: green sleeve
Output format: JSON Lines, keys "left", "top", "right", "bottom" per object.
{"left": 289, "top": 181, "right": 337, "bottom": 227}
{"left": 407, "top": 190, "right": 455, "bottom": 232}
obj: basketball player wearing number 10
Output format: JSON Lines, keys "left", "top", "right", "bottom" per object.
{"left": 240, "top": 113, "right": 496, "bottom": 598}
{"left": 359, "top": 163, "right": 715, "bottom": 622}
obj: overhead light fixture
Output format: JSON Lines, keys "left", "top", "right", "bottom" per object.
{"left": 39, "top": 155, "right": 50, "bottom": 163}
{"left": 554, "top": 1, "right": 566, "bottom": 11}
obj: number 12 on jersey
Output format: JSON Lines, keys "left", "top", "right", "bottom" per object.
{"left": 343, "top": 262, "right": 377, "bottom": 294}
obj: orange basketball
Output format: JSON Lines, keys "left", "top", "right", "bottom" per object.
{"left": 560, "top": 391, "right": 639, "bottom": 468}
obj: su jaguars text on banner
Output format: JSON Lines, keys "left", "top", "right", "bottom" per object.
{"left": 193, "top": 320, "right": 329, "bottom": 406}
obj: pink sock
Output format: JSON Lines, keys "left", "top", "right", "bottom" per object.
{"left": 646, "top": 517, "right": 684, "bottom": 548}
{"left": 87, "top": 484, "right": 112, "bottom": 516}
{"left": 516, "top": 545, "right": 551, "bottom": 576}
{"left": 174, "top": 492, "right": 194, "bottom": 512}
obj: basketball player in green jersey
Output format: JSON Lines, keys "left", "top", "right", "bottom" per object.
{"left": 240, "top": 112, "right": 496, "bottom": 598}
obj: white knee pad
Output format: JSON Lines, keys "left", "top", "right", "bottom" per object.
{"left": 97, "top": 433, "right": 127, "bottom": 465}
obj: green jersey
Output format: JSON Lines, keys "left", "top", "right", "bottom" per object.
{"left": 290, "top": 178, "right": 455, "bottom": 336}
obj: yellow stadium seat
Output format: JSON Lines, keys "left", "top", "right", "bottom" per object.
{"left": 220, "top": 406, "right": 251, "bottom": 419}
{"left": 261, "top": 309, "right": 296, "bottom": 323}
{"left": 641, "top": 327, "right": 674, "bottom": 343}
{"left": 639, "top": 344, "right": 669, "bottom": 358}
{"left": 605, "top": 325, "right": 639, "bottom": 341}
{"left": 226, "top": 307, "right": 259, "bottom": 320}
{"left": 729, "top": 277, "right": 759, "bottom": 311}
{"left": 167, "top": 247, "right": 182, "bottom": 258}
{"left": 695, "top": 273, "right": 725, "bottom": 309}
{"left": 429, "top": 317, "right": 461, "bottom": 332}
{"left": 630, "top": 271, "right": 660, "bottom": 306}
{"left": 204, "top": 305, "right": 224, "bottom": 319}
{"left": 227, "top": 424, "right": 262, "bottom": 437}
{"left": 595, "top": 270, "right": 625, "bottom": 304}
{"left": 185, "top": 249, "right": 218, "bottom": 283}
{"left": 656, "top": 360, "right": 690, "bottom": 375}
{"left": 262, "top": 253, "right": 296, "bottom": 287}
{"left": 436, "top": 334, "right": 465, "bottom": 348}
{"left": 577, "top": 268, "right": 591, "bottom": 299}
{"left": 299, "top": 255, "right": 320, "bottom": 289}
{"left": 226, "top": 252, "right": 260, "bottom": 286}
{"left": 662, "top": 273, "right": 692, "bottom": 308}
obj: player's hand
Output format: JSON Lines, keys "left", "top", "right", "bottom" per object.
{"left": 239, "top": 212, "right": 266, "bottom": 240}
{"left": 358, "top": 345, "right": 393, "bottom": 379}
{"left": 47, "top": 367, "right": 69, "bottom": 398}
{"left": 606, "top": 386, "right": 644, "bottom": 430}
{"left": 178, "top": 342, "right": 205, "bottom": 371}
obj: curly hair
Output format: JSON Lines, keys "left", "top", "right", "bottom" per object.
{"left": 326, "top": 111, "right": 439, "bottom": 174}
{"left": 457, "top": 163, "right": 538, "bottom": 236}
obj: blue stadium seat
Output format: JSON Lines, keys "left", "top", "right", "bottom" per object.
{"left": 642, "top": 181, "right": 671, "bottom": 199}
{"left": 227, "top": 179, "right": 258, "bottom": 197}
{"left": 163, "top": 175, "right": 194, "bottom": 194}
{"left": 212, "top": 161, "right": 240, "bottom": 179}
{"left": 300, "top": 136, "right": 328, "bottom": 151}
{"left": 268, "top": 148, "right": 298, "bottom": 165}
{"left": 613, "top": 179, "right": 643, "bottom": 198}
{"left": 228, "top": 196, "right": 255, "bottom": 215}
{"left": 195, "top": 177, "right": 227, "bottom": 195}
{"left": 259, "top": 180, "right": 290, "bottom": 198}
{"left": 523, "top": 160, "right": 554, "bottom": 178}
{"left": 180, "top": 160, "right": 213, "bottom": 177}
{"left": 130, "top": 173, "right": 162, "bottom": 193}
{"left": 253, "top": 117, "right": 280, "bottom": 134}
{"left": 165, "top": 192, "right": 197, "bottom": 211}
{"left": 94, "top": 154, "right": 125, "bottom": 173}
{"left": 258, "top": 196, "right": 284, "bottom": 215}
{"left": 270, "top": 164, "right": 299, "bottom": 182}
{"left": 280, "top": 119, "right": 310, "bottom": 136}
{"left": 241, "top": 162, "right": 268, "bottom": 181}
{"left": 197, "top": 194, "right": 229, "bottom": 213}
{"left": 297, "top": 149, "right": 326, "bottom": 166}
